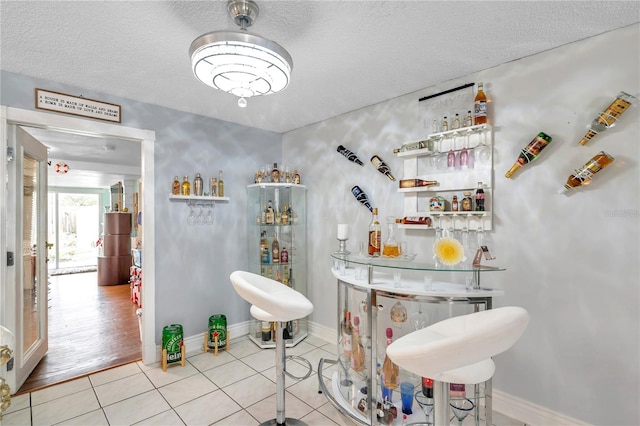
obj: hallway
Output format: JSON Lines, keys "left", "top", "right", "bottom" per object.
{"left": 18, "top": 272, "right": 141, "bottom": 394}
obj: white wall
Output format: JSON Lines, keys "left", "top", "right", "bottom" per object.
{"left": 283, "top": 24, "right": 639, "bottom": 425}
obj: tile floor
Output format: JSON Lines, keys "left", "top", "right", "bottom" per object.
{"left": 3, "top": 335, "right": 524, "bottom": 426}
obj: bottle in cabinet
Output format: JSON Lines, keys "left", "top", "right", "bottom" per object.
{"left": 271, "top": 231, "right": 279, "bottom": 263}
{"left": 260, "top": 231, "right": 269, "bottom": 263}
{"left": 280, "top": 246, "right": 288, "bottom": 263}
{"left": 474, "top": 82, "right": 487, "bottom": 124}
{"left": 342, "top": 311, "right": 353, "bottom": 361}
{"left": 368, "top": 208, "right": 381, "bottom": 256}
{"left": 172, "top": 176, "right": 180, "bottom": 195}
{"left": 351, "top": 316, "right": 366, "bottom": 372}
{"left": 265, "top": 201, "right": 275, "bottom": 224}
{"left": 271, "top": 163, "right": 280, "bottom": 183}
{"left": 382, "top": 327, "right": 399, "bottom": 390}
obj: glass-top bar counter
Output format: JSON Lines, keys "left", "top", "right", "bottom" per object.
{"left": 318, "top": 253, "right": 506, "bottom": 425}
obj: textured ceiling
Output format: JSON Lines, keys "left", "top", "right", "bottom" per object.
{"left": 2, "top": 1, "right": 639, "bottom": 135}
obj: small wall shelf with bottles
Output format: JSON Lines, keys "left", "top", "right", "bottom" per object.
{"left": 396, "top": 124, "right": 493, "bottom": 231}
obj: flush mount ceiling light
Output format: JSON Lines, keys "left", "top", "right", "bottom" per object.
{"left": 189, "top": 0, "right": 293, "bottom": 108}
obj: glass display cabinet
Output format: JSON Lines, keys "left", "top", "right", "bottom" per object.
{"left": 319, "top": 253, "right": 505, "bottom": 425}
{"left": 246, "top": 183, "right": 308, "bottom": 349}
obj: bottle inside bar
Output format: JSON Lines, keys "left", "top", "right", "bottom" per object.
{"left": 351, "top": 316, "right": 366, "bottom": 372}
{"left": 382, "top": 327, "right": 399, "bottom": 390}
{"left": 559, "top": 151, "right": 615, "bottom": 193}
{"left": 505, "top": 132, "right": 553, "bottom": 178}
{"left": 474, "top": 82, "right": 487, "bottom": 125}
{"left": 368, "top": 207, "right": 381, "bottom": 256}
{"left": 579, "top": 91, "right": 637, "bottom": 146}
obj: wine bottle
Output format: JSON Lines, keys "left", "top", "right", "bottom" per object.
{"left": 505, "top": 132, "right": 553, "bottom": 178}
{"left": 342, "top": 311, "right": 353, "bottom": 360}
{"left": 368, "top": 208, "right": 381, "bottom": 257}
{"left": 395, "top": 216, "right": 433, "bottom": 226}
{"left": 474, "top": 82, "right": 487, "bottom": 125}
{"left": 371, "top": 155, "right": 396, "bottom": 181}
{"left": 337, "top": 145, "right": 364, "bottom": 166}
{"left": 579, "top": 91, "right": 636, "bottom": 145}
{"left": 399, "top": 179, "right": 438, "bottom": 188}
{"left": 382, "top": 327, "right": 399, "bottom": 390}
{"left": 393, "top": 140, "right": 427, "bottom": 154}
{"left": 271, "top": 231, "right": 279, "bottom": 263}
{"left": 351, "top": 185, "right": 373, "bottom": 212}
{"left": 559, "top": 151, "right": 615, "bottom": 194}
{"left": 351, "top": 316, "right": 366, "bottom": 372}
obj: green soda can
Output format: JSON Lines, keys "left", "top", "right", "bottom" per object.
{"left": 162, "top": 324, "right": 183, "bottom": 364}
{"left": 208, "top": 314, "right": 227, "bottom": 350}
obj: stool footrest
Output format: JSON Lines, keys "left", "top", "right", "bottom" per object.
{"left": 284, "top": 355, "right": 313, "bottom": 381}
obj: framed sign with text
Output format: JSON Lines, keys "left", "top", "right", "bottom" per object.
{"left": 35, "top": 89, "right": 121, "bottom": 123}
{"left": 419, "top": 83, "right": 474, "bottom": 135}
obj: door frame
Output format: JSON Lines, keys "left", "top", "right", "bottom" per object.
{"left": 1, "top": 106, "right": 157, "bottom": 367}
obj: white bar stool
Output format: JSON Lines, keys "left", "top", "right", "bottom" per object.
{"left": 230, "top": 271, "right": 314, "bottom": 426}
{"left": 386, "top": 306, "right": 529, "bottom": 426}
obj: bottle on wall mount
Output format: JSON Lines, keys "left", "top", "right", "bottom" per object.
{"left": 474, "top": 82, "right": 488, "bottom": 125}
{"left": 452, "top": 113, "right": 461, "bottom": 129}
{"left": 464, "top": 110, "right": 473, "bottom": 127}
{"left": 475, "top": 182, "right": 485, "bottom": 211}
{"left": 218, "top": 170, "right": 224, "bottom": 197}
{"left": 181, "top": 175, "right": 191, "bottom": 196}
{"left": 194, "top": 173, "right": 203, "bottom": 196}
{"left": 505, "top": 132, "right": 553, "bottom": 178}
{"left": 441, "top": 116, "right": 449, "bottom": 132}
{"left": 579, "top": 91, "right": 637, "bottom": 145}
{"left": 368, "top": 208, "right": 381, "bottom": 256}
{"left": 371, "top": 155, "right": 396, "bottom": 181}
{"left": 399, "top": 179, "right": 438, "bottom": 188}
{"left": 172, "top": 176, "right": 180, "bottom": 195}
{"left": 559, "top": 151, "right": 615, "bottom": 194}
{"left": 337, "top": 145, "right": 364, "bottom": 166}
{"left": 351, "top": 185, "right": 373, "bottom": 212}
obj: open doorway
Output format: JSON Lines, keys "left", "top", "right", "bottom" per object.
{"left": 1, "top": 106, "right": 156, "bottom": 394}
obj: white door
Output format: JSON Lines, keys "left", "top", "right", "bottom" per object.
{"left": 4, "top": 125, "right": 49, "bottom": 391}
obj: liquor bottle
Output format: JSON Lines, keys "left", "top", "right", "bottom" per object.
{"left": 281, "top": 205, "right": 289, "bottom": 225}
{"left": 210, "top": 177, "right": 217, "bottom": 196}
{"left": 266, "top": 267, "right": 273, "bottom": 279}
{"left": 261, "top": 321, "right": 271, "bottom": 341}
{"left": 452, "top": 113, "right": 461, "bottom": 129}
{"left": 287, "top": 204, "right": 295, "bottom": 224}
{"left": 382, "top": 216, "right": 400, "bottom": 257}
{"left": 475, "top": 182, "right": 485, "bottom": 211}
{"left": 452, "top": 195, "right": 459, "bottom": 212}
{"left": 474, "top": 82, "right": 487, "bottom": 125}
{"left": 382, "top": 327, "right": 399, "bottom": 390}
{"left": 172, "top": 176, "right": 180, "bottom": 195}
{"left": 393, "top": 140, "right": 427, "bottom": 154}
{"left": 288, "top": 267, "right": 295, "bottom": 288}
{"left": 266, "top": 200, "right": 275, "bottom": 224}
{"left": 280, "top": 246, "right": 288, "bottom": 263}
{"left": 559, "top": 151, "right": 615, "bottom": 194}
{"left": 271, "top": 163, "right": 280, "bottom": 183}
{"left": 450, "top": 383, "right": 466, "bottom": 399}
{"left": 275, "top": 268, "right": 282, "bottom": 283}
{"left": 398, "top": 179, "right": 439, "bottom": 188}
{"left": 342, "top": 311, "right": 353, "bottom": 360}
{"left": 194, "top": 173, "right": 203, "bottom": 196}
{"left": 260, "top": 231, "right": 268, "bottom": 263}
{"left": 292, "top": 169, "right": 301, "bottom": 184}
{"left": 351, "top": 316, "right": 366, "bottom": 372}
{"left": 371, "top": 155, "right": 396, "bottom": 181}
{"left": 505, "top": 132, "right": 553, "bottom": 178}
{"left": 181, "top": 175, "right": 191, "bottom": 196}
{"left": 395, "top": 217, "right": 433, "bottom": 226}
{"left": 271, "top": 231, "right": 279, "bottom": 263}
{"left": 462, "top": 191, "right": 473, "bottom": 211}
{"left": 368, "top": 208, "right": 381, "bottom": 256}
{"left": 282, "top": 268, "right": 289, "bottom": 286}
{"left": 441, "top": 116, "right": 449, "bottom": 132}
{"left": 351, "top": 185, "right": 373, "bottom": 212}
{"left": 217, "top": 170, "right": 224, "bottom": 197}
{"left": 337, "top": 145, "right": 364, "bottom": 166}
{"left": 464, "top": 110, "right": 473, "bottom": 127}
{"left": 579, "top": 91, "right": 637, "bottom": 145}
{"left": 422, "top": 377, "right": 434, "bottom": 398}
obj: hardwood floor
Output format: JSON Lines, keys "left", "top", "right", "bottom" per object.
{"left": 17, "top": 271, "right": 141, "bottom": 394}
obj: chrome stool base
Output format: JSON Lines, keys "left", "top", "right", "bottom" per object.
{"left": 259, "top": 418, "right": 308, "bottom": 426}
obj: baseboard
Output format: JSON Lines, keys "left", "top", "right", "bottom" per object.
{"left": 307, "top": 320, "right": 336, "bottom": 344}
{"left": 491, "top": 387, "right": 589, "bottom": 426}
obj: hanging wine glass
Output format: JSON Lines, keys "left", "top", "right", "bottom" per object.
{"left": 187, "top": 203, "right": 196, "bottom": 226}
{"left": 476, "top": 217, "right": 485, "bottom": 248}
{"left": 410, "top": 304, "right": 428, "bottom": 331}
{"left": 433, "top": 214, "right": 443, "bottom": 241}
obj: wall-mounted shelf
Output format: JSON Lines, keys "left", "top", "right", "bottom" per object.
{"left": 396, "top": 124, "right": 493, "bottom": 231}
{"left": 169, "top": 195, "right": 230, "bottom": 204}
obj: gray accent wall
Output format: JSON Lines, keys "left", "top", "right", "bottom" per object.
{"left": 283, "top": 24, "right": 639, "bottom": 425}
